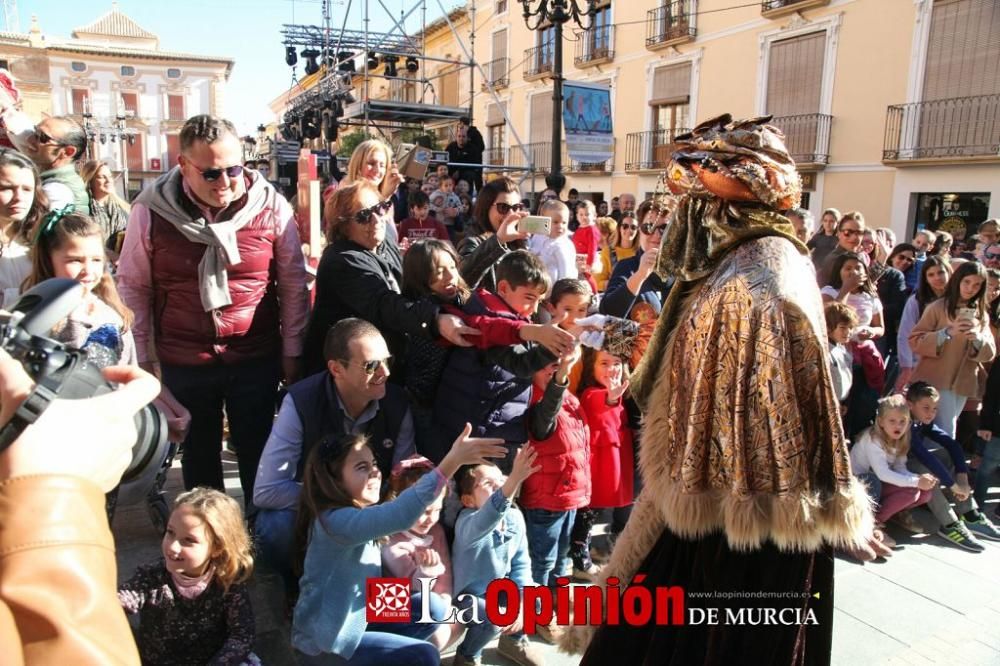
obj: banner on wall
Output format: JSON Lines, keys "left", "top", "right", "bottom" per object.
{"left": 562, "top": 81, "right": 613, "bottom": 164}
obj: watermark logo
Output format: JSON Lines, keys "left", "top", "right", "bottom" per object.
{"left": 365, "top": 577, "right": 411, "bottom": 623}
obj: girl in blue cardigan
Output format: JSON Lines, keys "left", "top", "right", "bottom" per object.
{"left": 291, "top": 424, "right": 506, "bottom": 665}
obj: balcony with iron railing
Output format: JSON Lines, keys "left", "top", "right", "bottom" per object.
{"left": 524, "top": 45, "right": 554, "bottom": 81}
{"left": 883, "top": 94, "right": 1000, "bottom": 164}
{"left": 646, "top": 1, "right": 696, "bottom": 50}
{"left": 761, "top": 0, "right": 831, "bottom": 18}
{"left": 769, "top": 113, "right": 832, "bottom": 167}
{"left": 624, "top": 127, "right": 691, "bottom": 171}
{"left": 504, "top": 140, "right": 615, "bottom": 173}
{"left": 575, "top": 24, "right": 614, "bottom": 67}
{"left": 481, "top": 57, "right": 510, "bottom": 91}
{"left": 485, "top": 146, "right": 506, "bottom": 167}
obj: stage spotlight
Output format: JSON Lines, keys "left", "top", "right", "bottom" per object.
{"left": 302, "top": 48, "right": 321, "bottom": 75}
{"left": 337, "top": 51, "right": 356, "bottom": 73}
{"left": 367, "top": 51, "right": 379, "bottom": 70}
{"left": 405, "top": 56, "right": 419, "bottom": 73}
{"left": 382, "top": 55, "right": 399, "bottom": 77}
{"left": 285, "top": 45, "right": 297, "bottom": 67}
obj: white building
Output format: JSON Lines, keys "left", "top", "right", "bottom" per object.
{"left": 0, "top": 6, "right": 233, "bottom": 197}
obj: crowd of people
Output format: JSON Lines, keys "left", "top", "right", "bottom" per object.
{"left": 0, "top": 103, "right": 997, "bottom": 666}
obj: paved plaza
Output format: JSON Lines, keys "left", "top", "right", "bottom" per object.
{"left": 113, "top": 454, "right": 1000, "bottom": 666}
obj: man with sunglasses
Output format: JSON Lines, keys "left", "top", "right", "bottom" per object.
{"left": 254, "top": 318, "right": 415, "bottom": 586}
{"left": 0, "top": 102, "right": 89, "bottom": 212}
{"left": 118, "top": 114, "right": 309, "bottom": 514}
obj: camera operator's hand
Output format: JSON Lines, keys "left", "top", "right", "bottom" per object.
{"left": 153, "top": 389, "right": 191, "bottom": 443}
{"left": 0, "top": 349, "right": 161, "bottom": 491}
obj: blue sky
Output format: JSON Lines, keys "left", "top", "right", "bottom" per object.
{"left": 22, "top": 0, "right": 451, "bottom": 134}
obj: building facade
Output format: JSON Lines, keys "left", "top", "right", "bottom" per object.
{"left": 469, "top": 0, "right": 999, "bottom": 241}
{"left": 0, "top": 8, "right": 233, "bottom": 198}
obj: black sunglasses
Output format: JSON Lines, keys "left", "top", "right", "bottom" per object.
{"left": 196, "top": 164, "right": 244, "bottom": 183}
{"left": 640, "top": 222, "right": 668, "bottom": 235}
{"left": 341, "top": 356, "right": 393, "bottom": 375}
{"left": 986, "top": 252, "right": 1000, "bottom": 261}
{"left": 494, "top": 202, "right": 525, "bottom": 215}
{"left": 33, "top": 128, "right": 64, "bottom": 146}
{"left": 354, "top": 197, "right": 394, "bottom": 224}
{"left": 620, "top": 223, "right": 637, "bottom": 230}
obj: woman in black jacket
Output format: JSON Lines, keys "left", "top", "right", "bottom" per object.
{"left": 302, "top": 181, "right": 476, "bottom": 376}
{"left": 456, "top": 176, "right": 530, "bottom": 292}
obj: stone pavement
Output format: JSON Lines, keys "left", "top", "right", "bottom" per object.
{"left": 112, "top": 454, "right": 1000, "bottom": 665}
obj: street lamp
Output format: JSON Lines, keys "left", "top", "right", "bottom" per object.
{"left": 519, "top": 0, "right": 598, "bottom": 180}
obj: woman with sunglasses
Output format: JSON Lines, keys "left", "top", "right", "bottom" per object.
{"left": 895, "top": 255, "right": 952, "bottom": 393}
{"left": 302, "top": 181, "right": 478, "bottom": 377}
{"left": 457, "top": 177, "right": 530, "bottom": 292}
{"left": 600, "top": 199, "right": 672, "bottom": 321}
{"left": 0, "top": 148, "right": 47, "bottom": 308}
{"left": 878, "top": 243, "right": 918, "bottom": 362}
{"left": 343, "top": 139, "right": 403, "bottom": 245}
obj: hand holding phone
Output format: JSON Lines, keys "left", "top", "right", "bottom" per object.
{"left": 518, "top": 215, "right": 552, "bottom": 236}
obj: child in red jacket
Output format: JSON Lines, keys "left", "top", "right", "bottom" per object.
{"left": 520, "top": 344, "right": 590, "bottom": 645}
{"left": 570, "top": 347, "right": 634, "bottom": 580}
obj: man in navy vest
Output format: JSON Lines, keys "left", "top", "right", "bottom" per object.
{"left": 253, "top": 318, "right": 415, "bottom": 581}
{"left": 118, "top": 115, "right": 309, "bottom": 512}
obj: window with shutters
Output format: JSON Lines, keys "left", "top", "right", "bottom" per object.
{"left": 488, "top": 29, "right": 509, "bottom": 88}
{"left": 647, "top": 63, "right": 690, "bottom": 169}
{"left": 71, "top": 88, "right": 89, "bottom": 115}
{"left": 764, "top": 31, "right": 831, "bottom": 164}
{"left": 439, "top": 67, "right": 460, "bottom": 107}
{"left": 588, "top": 7, "right": 612, "bottom": 60}
{"left": 529, "top": 92, "right": 554, "bottom": 167}
{"left": 165, "top": 134, "right": 180, "bottom": 169}
{"left": 121, "top": 92, "right": 139, "bottom": 117}
{"left": 496, "top": 0, "right": 507, "bottom": 15}
{"left": 167, "top": 94, "right": 185, "bottom": 121}
{"left": 537, "top": 26, "right": 555, "bottom": 72}
{"left": 487, "top": 102, "right": 507, "bottom": 166}
{"left": 126, "top": 133, "right": 144, "bottom": 172}
{"left": 389, "top": 71, "right": 417, "bottom": 103}
{"left": 915, "top": 0, "right": 1000, "bottom": 156}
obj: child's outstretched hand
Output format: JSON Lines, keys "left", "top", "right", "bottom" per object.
{"left": 502, "top": 445, "right": 540, "bottom": 499}
{"left": 607, "top": 374, "right": 630, "bottom": 404}
{"left": 556, "top": 344, "right": 581, "bottom": 384}
{"left": 520, "top": 313, "right": 575, "bottom": 357}
{"left": 438, "top": 423, "right": 508, "bottom": 478}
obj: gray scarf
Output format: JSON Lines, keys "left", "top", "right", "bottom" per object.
{"left": 136, "top": 167, "right": 268, "bottom": 311}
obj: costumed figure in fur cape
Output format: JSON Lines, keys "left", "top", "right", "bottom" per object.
{"left": 564, "top": 114, "right": 884, "bottom": 666}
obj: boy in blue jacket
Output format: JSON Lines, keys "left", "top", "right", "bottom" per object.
{"left": 906, "top": 381, "right": 1000, "bottom": 552}
{"left": 432, "top": 250, "right": 558, "bottom": 471}
{"left": 451, "top": 446, "right": 544, "bottom": 666}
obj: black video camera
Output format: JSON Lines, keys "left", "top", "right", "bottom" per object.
{"left": 0, "top": 278, "right": 168, "bottom": 497}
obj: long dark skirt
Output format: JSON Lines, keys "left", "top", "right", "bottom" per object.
{"left": 581, "top": 527, "right": 835, "bottom": 666}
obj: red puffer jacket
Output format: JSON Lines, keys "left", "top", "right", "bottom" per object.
{"left": 519, "top": 386, "right": 591, "bottom": 512}
{"left": 149, "top": 206, "right": 280, "bottom": 366}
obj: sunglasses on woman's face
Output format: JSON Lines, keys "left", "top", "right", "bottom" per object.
{"left": 354, "top": 198, "right": 394, "bottom": 224}
{"left": 640, "top": 222, "right": 668, "bottom": 235}
{"left": 493, "top": 202, "right": 525, "bottom": 215}
{"left": 986, "top": 251, "right": 1000, "bottom": 261}
{"left": 620, "top": 223, "right": 637, "bottom": 230}
{"left": 196, "top": 164, "right": 244, "bottom": 183}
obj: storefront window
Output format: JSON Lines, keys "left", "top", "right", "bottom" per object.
{"left": 914, "top": 192, "right": 991, "bottom": 241}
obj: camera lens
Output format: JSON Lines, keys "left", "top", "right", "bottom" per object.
{"left": 116, "top": 403, "right": 170, "bottom": 505}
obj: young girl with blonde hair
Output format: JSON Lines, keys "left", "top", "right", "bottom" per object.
{"left": 850, "top": 395, "right": 936, "bottom": 532}
{"left": 119, "top": 488, "right": 258, "bottom": 665}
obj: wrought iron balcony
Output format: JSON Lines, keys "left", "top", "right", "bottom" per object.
{"left": 769, "top": 113, "right": 832, "bottom": 167}
{"left": 575, "top": 24, "right": 614, "bottom": 67}
{"left": 481, "top": 57, "right": 510, "bottom": 91}
{"left": 646, "top": 1, "right": 696, "bottom": 50}
{"left": 523, "top": 46, "right": 554, "bottom": 81}
{"left": 883, "top": 94, "right": 1000, "bottom": 163}
{"left": 485, "top": 146, "right": 506, "bottom": 167}
{"left": 761, "top": 0, "right": 831, "bottom": 18}
{"left": 504, "top": 140, "right": 615, "bottom": 173}
{"left": 624, "top": 128, "right": 690, "bottom": 171}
